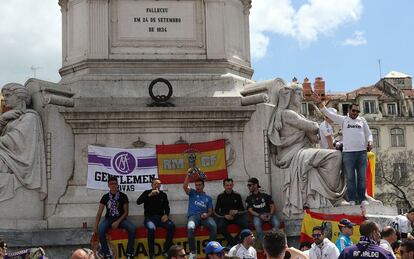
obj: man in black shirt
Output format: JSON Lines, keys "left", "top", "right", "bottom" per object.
{"left": 215, "top": 178, "right": 248, "bottom": 246}
{"left": 246, "top": 177, "right": 280, "bottom": 245}
{"left": 137, "top": 178, "right": 175, "bottom": 259}
{"left": 93, "top": 175, "right": 136, "bottom": 259}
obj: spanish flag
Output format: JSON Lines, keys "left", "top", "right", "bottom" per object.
{"left": 366, "top": 151, "right": 376, "bottom": 197}
{"left": 156, "top": 139, "right": 227, "bottom": 184}
{"left": 300, "top": 209, "right": 365, "bottom": 244}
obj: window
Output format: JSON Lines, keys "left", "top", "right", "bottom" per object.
{"left": 397, "top": 200, "right": 410, "bottom": 214}
{"left": 390, "top": 128, "right": 405, "bottom": 147}
{"left": 341, "top": 103, "right": 350, "bottom": 116}
{"left": 393, "top": 163, "right": 407, "bottom": 182}
{"left": 301, "top": 103, "right": 309, "bottom": 115}
{"left": 387, "top": 103, "right": 397, "bottom": 116}
{"left": 363, "top": 100, "right": 377, "bottom": 114}
{"left": 371, "top": 128, "right": 379, "bottom": 148}
{"left": 394, "top": 78, "right": 405, "bottom": 86}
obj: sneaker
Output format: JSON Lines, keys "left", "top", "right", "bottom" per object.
{"left": 189, "top": 252, "right": 197, "bottom": 259}
{"left": 361, "top": 200, "right": 369, "bottom": 206}
{"left": 349, "top": 201, "right": 356, "bottom": 206}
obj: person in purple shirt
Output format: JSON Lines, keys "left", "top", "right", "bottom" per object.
{"left": 339, "top": 220, "right": 395, "bottom": 259}
{"left": 183, "top": 169, "right": 217, "bottom": 258}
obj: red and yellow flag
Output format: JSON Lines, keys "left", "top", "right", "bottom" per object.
{"left": 156, "top": 139, "right": 227, "bottom": 184}
{"left": 300, "top": 209, "right": 365, "bottom": 244}
{"left": 366, "top": 151, "right": 376, "bottom": 197}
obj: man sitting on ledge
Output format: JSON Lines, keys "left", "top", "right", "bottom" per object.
{"left": 93, "top": 175, "right": 136, "bottom": 259}
{"left": 183, "top": 169, "right": 217, "bottom": 259}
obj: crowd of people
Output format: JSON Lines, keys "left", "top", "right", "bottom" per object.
{"left": 88, "top": 173, "right": 280, "bottom": 259}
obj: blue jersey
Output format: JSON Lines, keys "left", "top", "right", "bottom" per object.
{"left": 339, "top": 242, "right": 394, "bottom": 259}
{"left": 336, "top": 233, "right": 353, "bottom": 253}
{"left": 187, "top": 188, "right": 213, "bottom": 218}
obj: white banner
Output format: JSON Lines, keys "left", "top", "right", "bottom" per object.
{"left": 87, "top": 145, "right": 158, "bottom": 192}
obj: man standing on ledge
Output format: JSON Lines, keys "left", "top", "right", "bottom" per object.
{"left": 314, "top": 95, "right": 373, "bottom": 206}
{"left": 183, "top": 169, "right": 217, "bottom": 259}
{"left": 93, "top": 175, "right": 136, "bottom": 259}
{"left": 215, "top": 178, "right": 248, "bottom": 246}
{"left": 137, "top": 178, "right": 175, "bottom": 259}
{"left": 246, "top": 177, "right": 280, "bottom": 245}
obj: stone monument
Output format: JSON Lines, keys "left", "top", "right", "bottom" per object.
{"left": 0, "top": 0, "right": 398, "bottom": 257}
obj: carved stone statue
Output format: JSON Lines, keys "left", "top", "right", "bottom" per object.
{"left": 0, "top": 83, "right": 46, "bottom": 202}
{"left": 268, "top": 81, "right": 345, "bottom": 216}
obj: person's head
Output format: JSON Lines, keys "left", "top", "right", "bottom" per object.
{"left": 325, "top": 107, "right": 337, "bottom": 123}
{"left": 195, "top": 178, "right": 205, "bottom": 192}
{"left": 205, "top": 241, "right": 225, "bottom": 259}
{"left": 400, "top": 239, "right": 414, "bottom": 259}
{"left": 359, "top": 220, "right": 381, "bottom": 242}
{"left": 406, "top": 208, "right": 414, "bottom": 223}
{"left": 0, "top": 240, "right": 6, "bottom": 258}
{"left": 247, "top": 178, "right": 260, "bottom": 193}
{"left": 1, "top": 83, "right": 30, "bottom": 109}
{"left": 107, "top": 175, "right": 119, "bottom": 193}
{"left": 70, "top": 248, "right": 95, "bottom": 259}
{"left": 151, "top": 178, "right": 161, "bottom": 190}
{"left": 349, "top": 103, "right": 360, "bottom": 119}
{"left": 222, "top": 178, "right": 234, "bottom": 193}
{"left": 289, "top": 83, "right": 304, "bottom": 110}
{"left": 299, "top": 241, "right": 312, "bottom": 251}
{"left": 168, "top": 245, "right": 187, "bottom": 259}
{"left": 239, "top": 229, "right": 255, "bottom": 247}
{"left": 338, "top": 218, "right": 355, "bottom": 236}
{"left": 312, "top": 226, "right": 325, "bottom": 245}
{"left": 263, "top": 230, "right": 287, "bottom": 259}
{"left": 381, "top": 226, "right": 397, "bottom": 245}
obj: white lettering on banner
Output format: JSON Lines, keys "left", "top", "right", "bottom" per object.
{"left": 194, "top": 200, "right": 207, "bottom": 208}
{"left": 163, "top": 159, "right": 184, "bottom": 170}
{"left": 201, "top": 155, "right": 217, "bottom": 167}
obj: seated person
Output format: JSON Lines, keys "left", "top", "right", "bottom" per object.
{"left": 215, "top": 178, "right": 248, "bottom": 246}
{"left": 246, "top": 178, "right": 280, "bottom": 245}
{"left": 93, "top": 176, "right": 136, "bottom": 259}
{"left": 137, "top": 178, "right": 175, "bottom": 259}
{"left": 183, "top": 169, "right": 217, "bottom": 258}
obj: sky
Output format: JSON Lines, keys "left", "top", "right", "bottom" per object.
{"left": 0, "top": 0, "right": 413, "bottom": 93}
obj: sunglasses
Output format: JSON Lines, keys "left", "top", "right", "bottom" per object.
{"left": 312, "top": 234, "right": 322, "bottom": 238}
{"left": 351, "top": 109, "right": 360, "bottom": 113}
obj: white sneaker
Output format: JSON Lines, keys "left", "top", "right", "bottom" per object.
{"left": 361, "top": 200, "right": 369, "bottom": 206}
{"left": 349, "top": 201, "right": 356, "bottom": 206}
{"left": 189, "top": 252, "right": 197, "bottom": 259}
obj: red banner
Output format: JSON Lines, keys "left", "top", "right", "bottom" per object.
{"left": 156, "top": 139, "right": 227, "bottom": 183}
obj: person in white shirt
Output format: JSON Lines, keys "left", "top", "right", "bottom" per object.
{"left": 308, "top": 226, "right": 340, "bottom": 259}
{"left": 314, "top": 98, "right": 373, "bottom": 206}
{"left": 228, "top": 229, "right": 257, "bottom": 259}
{"left": 319, "top": 108, "right": 337, "bottom": 149}
{"left": 392, "top": 209, "right": 414, "bottom": 240}
{"left": 380, "top": 226, "right": 398, "bottom": 258}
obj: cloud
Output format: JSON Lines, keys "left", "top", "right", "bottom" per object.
{"left": 0, "top": 0, "right": 61, "bottom": 86}
{"left": 342, "top": 31, "right": 367, "bottom": 46}
{"left": 250, "top": 0, "right": 363, "bottom": 59}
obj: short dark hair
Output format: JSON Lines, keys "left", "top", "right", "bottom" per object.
{"left": 299, "top": 241, "right": 312, "bottom": 250}
{"left": 401, "top": 239, "right": 414, "bottom": 253}
{"left": 312, "top": 226, "right": 325, "bottom": 234}
{"left": 263, "top": 230, "right": 286, "bottom": 258}
{"left": 195, "top": 178, "right": 205, "bottom": 186}
{"left": 350, "top": 102, "right": 359, "bottom": 108}
{"left": 108, "top": 175, "right": 118, "bottom": 183}
{"left": 359, "top": 220, "right": 378, "bottom": 236}
{"left": 168, "top": 245, "right": 184, "bottom": 258}
{"left": 152, "top": 178, "right": 160, "bottom": 183}
{"left": 408, "top": 208, "right": 414, "bottom": 214}
{"left": 381, "top": 226, "right": 396, "bottom": 238}
{"left": 223, "top": 178, "right": 233, "bottom": 185}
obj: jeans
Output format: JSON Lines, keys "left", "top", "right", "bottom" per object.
{"left": 98, "top": 217, "right": 136, "bottom": 256}
{"left": 217, "top": 214, "right": 249, "bottom": 246}
{"left": 342, "top": 151, "right": 367, "bottom": 203}
{"left": 253, "top": 214, "right": 280, "bottom": 243}
{"left": 187, "top": 214, "right": 217, "bottom": 253}
{"left": 144, "top": 215, "right": 176, "bottom": 257}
